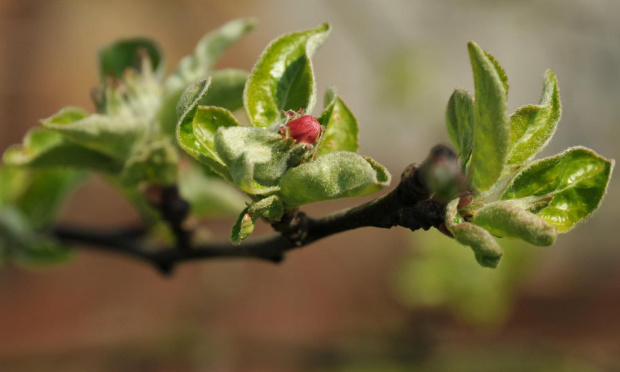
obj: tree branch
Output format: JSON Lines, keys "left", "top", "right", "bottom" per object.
{"left": 52, "top": 145, "right": 455, "bottom": 275}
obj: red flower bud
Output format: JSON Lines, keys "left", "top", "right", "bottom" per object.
{"left": 286, "top": 115, "right": 321, "bottom": 144}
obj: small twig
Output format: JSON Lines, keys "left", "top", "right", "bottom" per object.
{"left": 52, "top": 145, "right": 456, "bottom": 275}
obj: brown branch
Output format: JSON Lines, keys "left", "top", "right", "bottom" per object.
{"left": 52, "top": 145, "right": 455, "bottom": 275}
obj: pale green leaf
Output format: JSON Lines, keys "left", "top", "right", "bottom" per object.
{"left": 215, "top": 126, "right": 306, "bottom": 195}
{"left": 98, "top": 38, "right": 164, "bottom": 80}
{"left": 473, "top": 201, "right": 557, "bottom": 246}
{"left": 119, "top": 138, "right": 179, "bottom": 186}
{"left": 3, "top": 128, "right": 121, "bottom": 172}
{"left": 230, "top": 195, "right": 284, "bottom": 244}
{"left": 445, "top": 88, "right": 474, "bottom": 164}
{"left": 41, "top": 106, "right": 146, "bottom": 161}
{"left": 159, "top": 69, "right": 248, "bottom": 135}
{"left": 193, "top": 106, "right": 240, "bottom": 158}
{"left": 500, "top": 147, "right": 614, "bottom": 232}
{"left": 0, "top": 207, "right": 73, "bottom": 267}
{"left": 278, "top": 151, "right": 391, "bottom": 207}
{"left": 467, "top": 42, "right": 509, "bottom": 191}
{"left": 244, "top": 23, "right": 331, "bottom": 128}
{"left": 166, "top": 18, "right": 256, "bottom": 93}
{"left": 316, "top": 93, "right": 359, "bottom": 156}
{"left": 507, "top": 70, "right": 561, "bottom": 165}
{"left": 15, "top": 169, "right": 85, "bottom": 230}
{"left": 176, "top": 78, "right": 232, "bottom": 179}
{"left": 178, "top": 163, "right": 247, "bottom": 218}
{"left": 445, "top": 199, "right": 503, "bottom": 268}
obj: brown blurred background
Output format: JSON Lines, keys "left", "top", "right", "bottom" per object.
{"left": 1, "top": 0, "right": 620, "bottom": 371}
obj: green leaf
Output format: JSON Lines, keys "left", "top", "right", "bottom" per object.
{"left": 98, "top": 38, "right": 165, "bottom": 80}
{"left": 278, "top": 151, "right": 391, "bottom": 207}
{"left": 166, "top": 18, "right": 256, "bottom": 93}
{"left": 3, "top": 128, "right": 121, "bottom": 172}
{"left": 500, "top": 147, "right": 614, "bottom": 232}
{"left": 215, "top": 126, "right": 306, "bottom": 195}
{"left": 0, "top": 207, "right": 73, "bottom": 267}
{"left": 14, "top": 168, "right": 85, "bottom": 230}
{"left": 176, "top": 78, "right": 232, "bottom": 179}
{"left": 445, "top": 89, "right": 474, "bottom": 165}
{"left": 507, "top": 70, "right": 561, "bottom": 165}
{"left": 41, "top": 106, "right": 146, "bottom": 161}
{"left": 485, "top": 50, "right": 509, "bottom": 96}
{"left": 159, "top": 68, "right": 248, "bottom": 135}
{"left": 231, "top": 195, "right": 283, "bottom": 244}
{"left": 160, "top": 18, "right": 255, "bottom": 134}
{"left": 244, "top": 23, "right": 331, "bottom": 128}
{"left": 178, "top": 163, "right": 247, "bottom": 218}
{"left": 119, "top": 138, "right": 179, "bottom": 186}
{"left": 473, "top": 201, "right": 557, "bottom": 246}
{"left": 467, "top": 42, "right": 509, "bottom": 192}
{"left": 316, "top": 93, "right": 359, "bottom": 156}
{"left": 445, "top": 199, "right": 503, "bottom": 268}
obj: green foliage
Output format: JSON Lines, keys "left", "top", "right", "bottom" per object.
{"left": 175, "top": 23, "right": 389, "bottom": 243}
{"left": 0, "top": 20, "right": 613, "bottom": 270}
{"left": 500, "top": 147, "right": 613, "bottom": 232}
{"left": 467, "top": 42, "right": 509, "bottom": 192}
{"left": 0, "top": 166, "right": 83, "bottom": 266}
{"left": 244, "top": 23, "right": 330, "bottom": 128}
{"left": 440, "top": 42, "right": 613, "bottom": 268}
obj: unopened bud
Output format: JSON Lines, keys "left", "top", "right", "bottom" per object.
{"left": 286, "top": 115, "right": 321, "bottom": 144}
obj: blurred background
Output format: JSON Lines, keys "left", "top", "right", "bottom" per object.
{"left": 1, "top": 0, "right": 620, "bottom": 370}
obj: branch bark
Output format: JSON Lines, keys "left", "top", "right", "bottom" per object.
{"left": 52, "top": 145, "right": 455, "bottom": 275}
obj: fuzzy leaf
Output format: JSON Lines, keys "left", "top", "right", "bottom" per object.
{"left": 507, "top": 70, "right": 561, "bottom": 165}
{"left": 176, "top": 78, "right": 232, "bottom": 179}
{"left": 317, "top": 92, "right": 359, "bottom": 156}
{"left": 160, "top": 69, "right": 248, "bottom": 135}
{"left": 160, "top": 19, "right": 255, "bottom": 134}
{"left": 445, "top": 199, "right": 503, "bottom": 268}
{"left": 467, "top": 42, "right": 509, "bottom": 191}
{"left": 98, "top": 38, "right": 164, "bottom": 80}
{"left": 230, "top": 195, "right": 284, "bottom": 244}
{"left": 445, "top": 88, "right": 474, "bottom": 164}
{"left": 178, "top": 163, "right": 247, "bottom": 218}
{"left": 244, "top": 23, "right": 331, "bottom": 128}
{"left": 278, "top": 151, "right": 390, "bottom": 207}
{"left": 500, "top": 147, "right": 614, "bottom": 232}
{"left": 166, "top": 18, "right": 256, "bottom": 94}
{"left": 3, "top": 128, "right": 121, "bottom": 172}
{"left": 41, "top": 106, "right": 146, "bottom": 161}
{"left": 215, "top": 126, "right": 306, "bottom": 195}
{"left": 473, "top": 201, "right": 557, "bottom": 246}
{"left": 0, "top": 207, "right": 73, "bottom": 267}
{"left": 119, "top": 139, "right": 179, "bottom": 186}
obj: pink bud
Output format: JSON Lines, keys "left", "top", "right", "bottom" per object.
{"left": 286, "top": 115, "right": 321, "bottom": 144}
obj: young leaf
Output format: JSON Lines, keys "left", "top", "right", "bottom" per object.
{"left": 159, "top": 19, "right": 255, "bottom": 135}
{"left": 316, "top": 92, "right": 359, "bottom": 156}
{"left": 0, "top": 207, "right": 73, "bottom": 267}
{"left": 467, "top": 42, "right": 509, "bottom": 192}
{"left": 3, "top": 128, "right": 121, "bottom": 172}
{"left": 41, "top": 106, "right": 147, "bottom": 161}
{"left": 215, "top": 127, "right": 304, "bottom": 195}
{"left": 119, "top": 139, "right": 179, "bottom": 186}
{"left": 178, "top": 163, "right": 247, "bottom": 218}
{"left": 193, "top": 106, "right": 241, "bottom": 157}
{"left": 500, "top": 147, "right": 614, "bottom": 232}
{"left": 278, "top": 151, "right": 390, "bottom": 207}
{"left": 244, "top": 23, "right": 331, "bottom": 128}
{"left": 98, "top": 38, "right": 165, "bottom": 80}
{"left": 445, "top": 88, "right": 474, "bottom": 164}
{"left": 166, "top": 18, "right": 256, "bottom": 93}
{"left": 445, "top": 199, "right": 503, "bottom": 268}
{"left": 176, "top": 78, "right": 232, "bottom": 179}
{"left": 507, "top": 70, "right": 561, "bottom": 165}
{"left": 231, "top": 195, "right": 283, "bottom": 244}
{"left": 473, "top": 201, "right": 557, "bottom": 246}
